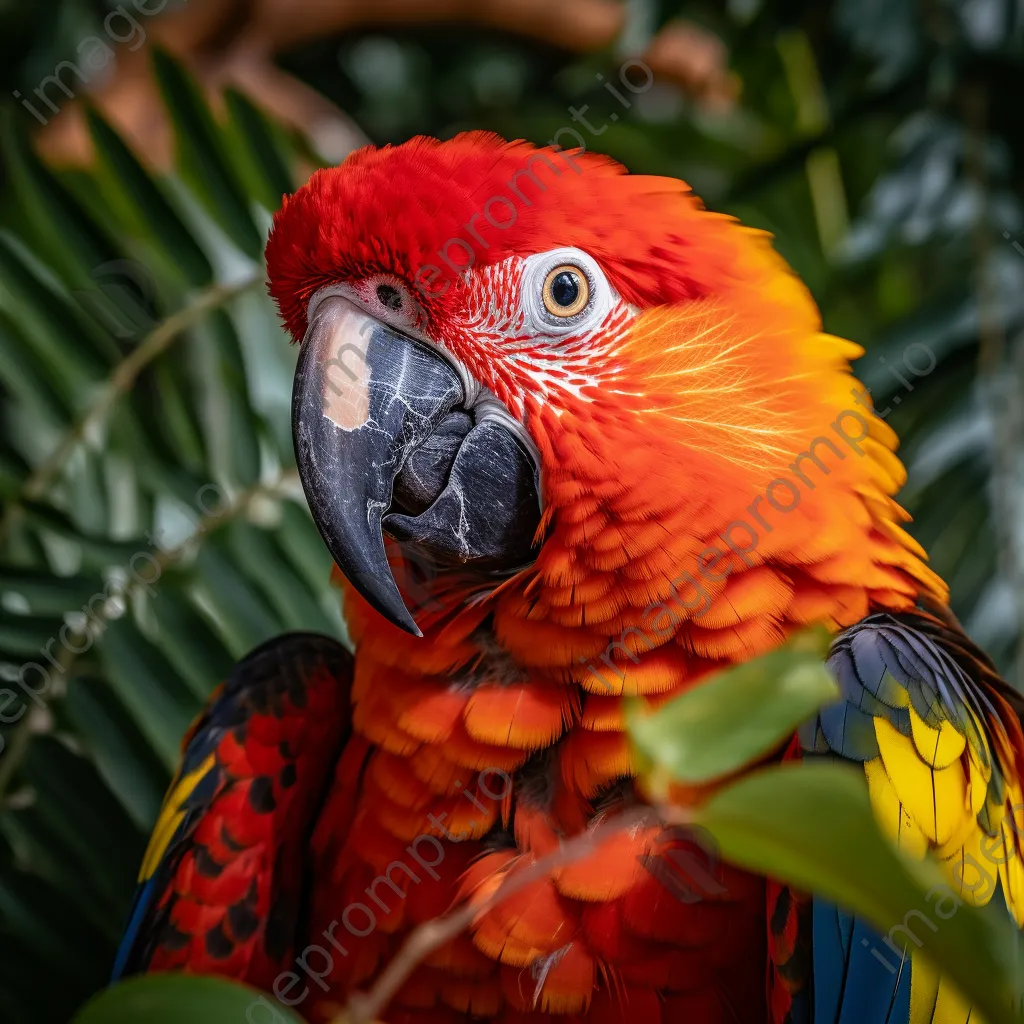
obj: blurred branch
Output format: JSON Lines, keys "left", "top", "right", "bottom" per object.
{"left": 243, "top": 0, "right": 625, "bottom": 55}
{"left": 0, "top": 272, "right": 262, "bottom": 549}
{"left": 35, "top": 0, "right": 735, "bottom": 168}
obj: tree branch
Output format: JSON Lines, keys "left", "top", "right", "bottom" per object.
{"left": 0, "top": 468, "right": 300, "bottom": 805}
{"left": 335, "top": 806, "right": 655, "bottom": 1024}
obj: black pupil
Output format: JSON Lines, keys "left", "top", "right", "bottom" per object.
{"left": 551, "top": 271, "right": 580, "bottom": 308}
{"left": 377, "top": 284, "right": 403, "bottom": 311}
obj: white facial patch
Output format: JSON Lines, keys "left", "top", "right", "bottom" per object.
{"left": 519, "top": 247, "right": 618, "bottom": 338}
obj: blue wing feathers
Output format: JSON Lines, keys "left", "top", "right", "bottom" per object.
{"left": 812, "top": 900, "right": 911, "bottom": 1024}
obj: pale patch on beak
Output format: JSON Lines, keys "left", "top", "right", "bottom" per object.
{"left": 308, "top": 297, "right": 373, "bottom": 431}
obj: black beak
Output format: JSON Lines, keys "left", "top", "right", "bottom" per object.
{"left": 292, "top": 295, "right": 541, "bottom": 636}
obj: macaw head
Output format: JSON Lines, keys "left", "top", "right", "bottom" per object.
{"left": 267, "top": 132, "right": 941, "bottom": 648}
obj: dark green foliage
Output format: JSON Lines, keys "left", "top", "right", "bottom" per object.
{"left": 0, "top": 3, "right": 1021, "bottom": 1020}
{"left": 0, "top": 50, "right": 344, "bottom": 1021}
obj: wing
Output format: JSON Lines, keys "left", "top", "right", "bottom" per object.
{"left": 768, "top": 852, "right": 814, "bottom": 1024}
{"left": 798, "top": 603, "right": 1024, "bottom": 1024}
{"left": 111, "top": 632, "right": 353, "bottom": 989}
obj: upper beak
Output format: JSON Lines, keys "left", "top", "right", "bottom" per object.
{"left": 292, "top": 295, "right": 463, "bottom": 635}
{"left": 291, "top": 295, "right": 541, "bottom": 636}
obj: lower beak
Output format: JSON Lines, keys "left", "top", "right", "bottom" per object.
{"left": 292, "top": 295, "right": 540, "bottom": 636}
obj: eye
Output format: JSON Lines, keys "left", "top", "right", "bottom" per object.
{"left": 521, "top": 247, "right": 615, "bottom": 337}
{"left": 542, "top": 265, "right": 590, "bottom": 317}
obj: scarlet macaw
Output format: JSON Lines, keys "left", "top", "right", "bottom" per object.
{"left": 111, "top": 133, "right": 1024, "bottom": 1024}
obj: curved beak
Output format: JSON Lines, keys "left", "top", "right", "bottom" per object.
{"left": 292, "top": 296, "right": 463, "bottom": 636}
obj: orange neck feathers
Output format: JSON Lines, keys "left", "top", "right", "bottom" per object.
{"left": 344, "top": 241, "right": 945, "bottom": 694}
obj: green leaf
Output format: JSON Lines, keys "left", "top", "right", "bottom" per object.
{"left": 276, "top": 499, "right": 334, "bottom": 591}
{"left": 103, "top": 403, "right": 210, "bottom": 509}
{"left": 149, "top": 582, "right": 235, "bottom": 701}
{"left": 0, "top": 613, "right": 63, "bottom": 658}
{"left": 628, "top": 626, "right": 837, "bottom": 784}
{"left": 20, "top": 737, "right": 144, "bottom": 916}
{"left": 151, "top": 49, "right": 264, "bottom": 261}
{"left": 694, "top": 762, "right": 1024, "bottom": 1023}
{"left": 0, "top": 867, "right": 111, "bottom": 991}
{"left": 0, "top": 107, "right": 121, "bottom": 293}
{"left": 191, "top": 541, "right": 284, "bottom": 657}
{"left": 0, "top": 308, "right": 75, "bottom": 425}
{"left": 0, "top": 234, "right": 111, "bottom": 396}
{"left": 62, "top": 448, "right": 110, "bottom": 537}
{"left": 62, "top": 675, "right": 171, "bottom": 830}
{"left": 0, "top": 443, "right": 29, "bottom": 501}
{"left": 99, "top": 619, "right": 202, "bottom": 770}
{"left": 86, "top": 108, "right": 213, "bottom": 289}
{"left": 20, "top": 501, "right": 148, "bottom": 565}
{"left": 149, "top": 360, "right": 208, "bottom": 473}
{"left": 201, "top": 309, "right": 262, "bottom": 487}
{"left": 0, "top": 567, "right": 105, "bottom": 616}
{"left": 72, "top": 974, "right": 305, "bottom": 1024}
{"left": 224, "top": 521, "right": 337, "bottom": 635}
{"left": 224, "top": 88, "right": 295, "bottom": 211}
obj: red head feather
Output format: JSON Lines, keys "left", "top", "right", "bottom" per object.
{"left": 266, "top": 130, "right": 796, "bottom": 338}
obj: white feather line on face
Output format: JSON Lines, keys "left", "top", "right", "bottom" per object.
{"left": 455, "top": 250, "right": 637, "bottom": 408}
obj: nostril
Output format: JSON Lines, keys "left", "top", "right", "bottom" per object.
{"left": 376, "top": 283, "right": 403, "bottom": 311}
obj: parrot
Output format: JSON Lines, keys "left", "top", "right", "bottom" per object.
{"left": 110, "top": 132, "right": 1024, "bottom": 1024}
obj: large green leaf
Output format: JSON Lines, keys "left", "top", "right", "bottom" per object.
{"left": 0, "top": 234, "right": 112, "bottom": 395}
{"left": 0, "top": 107, "right": 122, "bottom": 292}
{"left": 99, "top": 619, "right": 203, "bottom": 770}
{"left": 223, "top": 88, "right": 296, "bottom": 211}
{"left": 191, "top": 541, "right": 287, "bottom": 656}
{"left": 19, "top": 737, "right": 144, "bottom": 919}
{"left": 0, "top": 868, "right": 112, "bottom": 991}
{"left": 72, "top": 974, "right": 305, "bottom": 1024}
{"left": 0, "top": 567, "right": 105, "bottom": 616}
{"left": 0, "top": 308, "right": 76, "bottom": 424}
{"left": 694, "top": 763, "right": 1024, "bottom": 1023}
{"left": 0, "top": 40, "right": 308, "bottom": 1024}
{"left": 152, "top": 49, "right": 264, "bottom": 261}
{"left": 86, "top": 108, "right": 213, "bottom": 290}
{"left": 61, "top": 675, "right": 171, "bottom": 829}
{"left": 19, "top": 501, "right": 147, "bottom": 565}
{"left": 223, "top": 521, "right": 338, "bottom": 635}
{"left": 148, "top": 581, "right": 236, "bottom": 701}
{"left": 629, "top": 626, "right": 837, "bottom": 784}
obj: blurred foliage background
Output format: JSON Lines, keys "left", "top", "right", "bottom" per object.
{"left": 0, "top": 0, "right": 1023, "bottom": 1020}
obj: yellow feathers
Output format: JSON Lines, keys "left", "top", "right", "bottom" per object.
{"left": 138, "top": 754, "right": 216, "bottom": 882}
{"left": 865, "top": 707, "right": 1024, "bottom": 1023}
{"left": 874, "top": 716, "right": 971, "bottom": 849}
